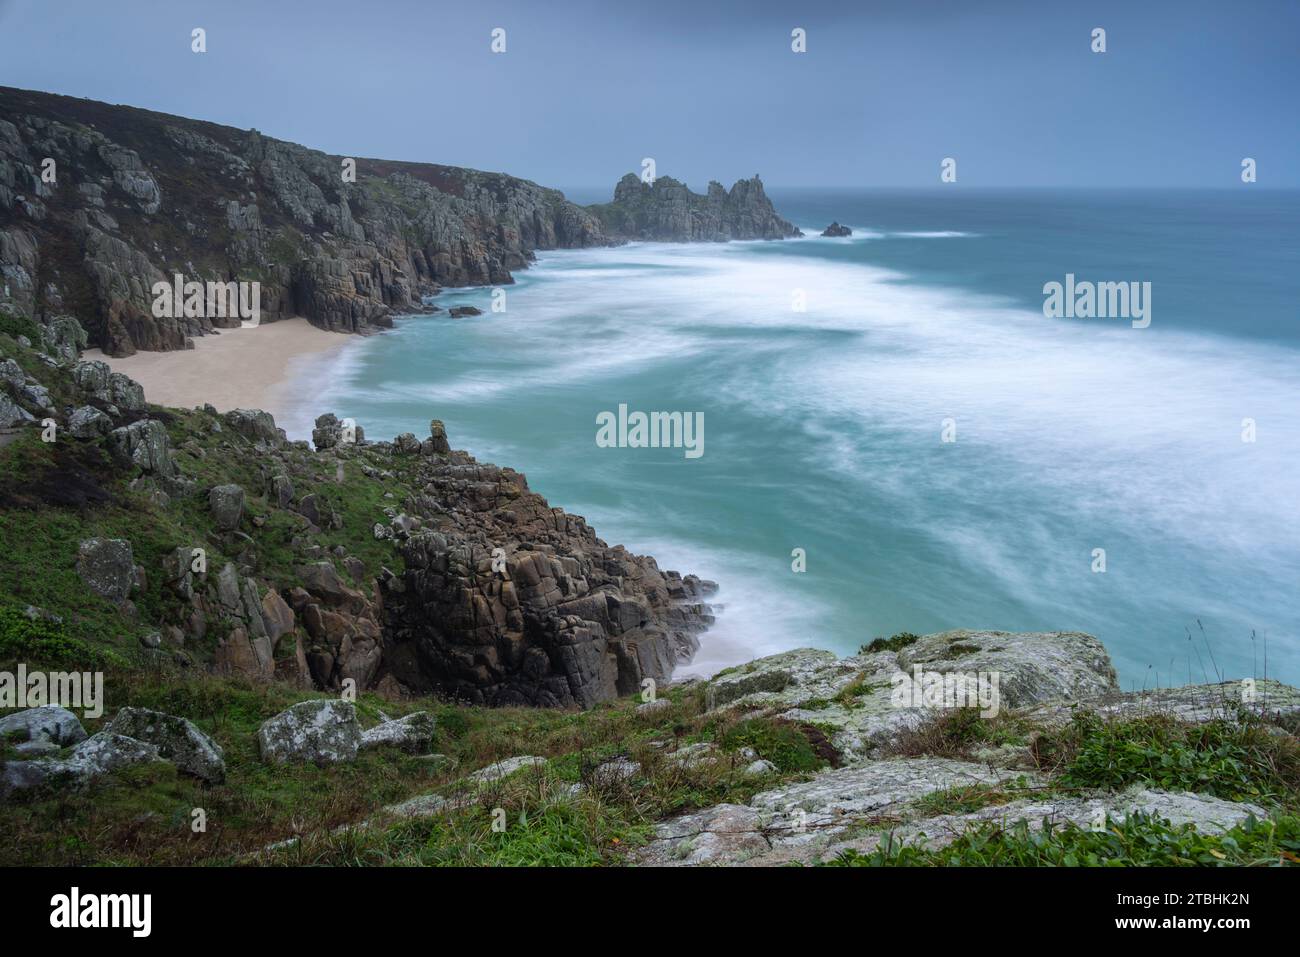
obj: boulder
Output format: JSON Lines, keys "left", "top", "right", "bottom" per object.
{"left": 821, "top": 221, "right": 852, "bottom": 237}
{"left": 106, "top": 707, "right": 226, "bottom": 783}
{"left": 359, "top": 711, "right": 437, "bottom": 753}
{"left": 75, "top": 537, "right": 135, "bottom": 601}
{"left": 67, "top": 405, "right": 112, "bottom": 438}
{"left": 296, "top": 561, "right": 365, "bottom": 608}
{"left": 465, "top": 755, "right": 546, "bottom": 784}
{"left": 64, "top": 731, "right": 163, "bottom": 777}
{"left": 0, "top": 392, "right": 34, "bottom": 428}
{"left": 107, "top": 372, "right": 146, "bottom": 411}
{"left": 0, "top": 705, "right": 87, "bottom": 752}
{"left": 271, "top": 473, "right": 295, "bottom": 508}
{"left": 297, "top": 492, "right": 321, "bottom": 527}
{"left": 223, "top": 408, "right": 283, "bottom": 446}
{"left": 107, "top": 419, "right": 174, "bottom": 476}
{"left": 257, "top": 700, "right": 361, "bottom": 765}
{"left": 1, "top": 732, "right": 163, "bottom": 798}
{"left": 208, "top": 484, "right": 245, "bottom": 530}
{"left": 260, "top": 589, "right": 295, "bottom": 642}
{"left": 311, "top": 413, "right": 362, "bottom": 450}
{"left": 590, "top": 758, "right": 640, "bottom": 786}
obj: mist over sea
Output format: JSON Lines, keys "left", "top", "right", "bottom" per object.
{"left": 290, "top": 188, "right": 1300, "bottom": 687}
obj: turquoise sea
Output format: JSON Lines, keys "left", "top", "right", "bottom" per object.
{"left": 292, "top": 188, "right": 1300, "bottom": 687}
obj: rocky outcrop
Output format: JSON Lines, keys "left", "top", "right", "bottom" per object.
{"left": 371, "top": 418, "right": 716, "bottom": 708}
{"left": 625, "top": 630, "right": 1298, "bottom": 867}
{"left": 1020, "top": 678, "right": 1300, "bottom": 728}
{"left": 588, "top": 173, "right": 801, "bottom": 242}
{"left": 0, "top": 85, "right": 607, "bottom": 355}
{"left": 171, "top": 397, "right": 718, "bottom": 708}
{"left": 634, "top": 764, "right": 1267, "bottom": 867}
{"left": 821, "top": 221, "right": 852, "bottom": 237}
{"left": 107, "top": 420, "right": 175, "bottom": 478}
{"left": 705, "top": 631, "right": 1118, "bottom": 759}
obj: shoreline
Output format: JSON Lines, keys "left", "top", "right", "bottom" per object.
{"left": 85, "top": 318, "right": 355, "bottom": 441}
{"left": 81, "top": 305, "right": 738, "bottom": 679}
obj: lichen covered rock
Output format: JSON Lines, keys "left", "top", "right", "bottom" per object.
{"left": 257, "top": 700, "right": 361, "bottom": 765}
{"left": 360, "top": 711, "right": 436, "bottom": 753}
{"left": 107, "top": 707, "right": 226, "bottom": 783}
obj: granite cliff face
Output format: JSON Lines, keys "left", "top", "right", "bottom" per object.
{"left": 0, "top": 86, "right": 607, "bottom": 356}
{"left": 376, "top": 421, "right": 715, "bottom": 707}
{"left": 587, "top": 173, "right": 801, "bottom": 242}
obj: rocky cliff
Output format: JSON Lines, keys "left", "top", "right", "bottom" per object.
{"left": 0, "top": 86, "right": 608, "bottom": 356}
{"left": 587, "top": 173, "right": 801, "bottom": 242}
{"left": 380, "top": 435, "right": 715, "bottom": 707}
{"left": 0, "top": 306, "right": 712, "bottom": 708}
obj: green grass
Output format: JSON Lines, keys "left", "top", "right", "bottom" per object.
{"left": 911, "top": 782, "right": 1020, "bottom": 817}
{"left": 861, "top": 632, "right": 921, "bottom": 655}
{"left": 1044, "top": 712, "right": 1300, "bottom": 805}
{"left": 832, "top": 673, "right": 888, "bottom": 706}
{"left": 271, "top": 779, "right": 649, "bottom": 867}
{"left": 0, "top": 601, "right": 130, "bottom": 670}
{"left": 0, "top": 311, "right": 43, "bottom": 346}
{"left": 826, "top": 812, "right": 1300, "bottom": 867}
{"left": 717, "top": 716, "right": 827, "bottom": 774}
{"left": 883, "top": 706, "right": 1033, "bottom": 760}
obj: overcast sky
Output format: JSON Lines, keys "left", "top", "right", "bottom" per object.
{"left": 1, "top": 0, "right": 1296, "bottom": 191}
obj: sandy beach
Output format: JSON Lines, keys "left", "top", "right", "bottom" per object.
{"left": 85, "top": 318, "right": 355, "bottom": 440}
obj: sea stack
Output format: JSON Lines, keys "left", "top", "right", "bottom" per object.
{"left": 587, "top": 173, "right": 802, "bottom": 242}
